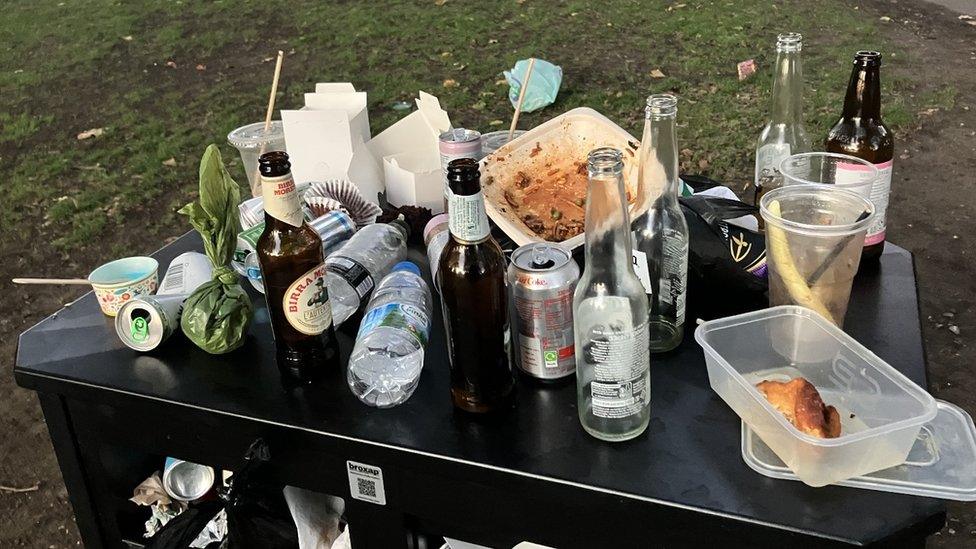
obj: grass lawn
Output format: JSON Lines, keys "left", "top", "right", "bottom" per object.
{"left": 0, "top": 0, "right": 955, "bottom": 258}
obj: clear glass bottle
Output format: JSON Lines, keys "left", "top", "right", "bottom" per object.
{"left": 633, "top": 94, "right": 689, "bottom": 353}
{"left": 574, "top": 148, "right": 650, "bottom": 442}
{"left": 754, "top": 32, "right": 811, "bottom": 203}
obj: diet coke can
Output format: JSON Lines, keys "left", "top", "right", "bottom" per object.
{"left": 508, "top": 243, "right": 580, "bottom": 381}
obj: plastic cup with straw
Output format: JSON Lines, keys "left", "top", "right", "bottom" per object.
{"left": 227, "top": 51, "right": 286, "bottom": 198}
{"left": 760, "top": 185, "right": 874, "bottom": 328}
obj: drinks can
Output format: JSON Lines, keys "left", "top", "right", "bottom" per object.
{"left": 162, "top": 457, "right": 215, "bottom": 502}
{"left": 115, "top": 252, "right": 213, "bottom": 352}
{"left": 234, "top": 210, "right": 357, "bottom": 276}
{"left": 508, "top": 243, "right": 580, "bottom": 380}
{"left": 423, "top": 214, "right": 450, "bottom": 293}
{"left": 116, "top": 294, "right": 186, "bottom": 352}
{"left": 440, "top": 129, "right": 482, "bottom": 211}
{"left": 310, "top": 210, "right": 358, "bottom": 256}
{"left": 439, "top": 128, "right": 482, "bottom": 171}
{"left": 235, "top": 222, "right": 265, "bottom": 266}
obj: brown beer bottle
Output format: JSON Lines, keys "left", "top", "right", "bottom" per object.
{"left": 438, "top": 158, "right": 515, "bottom": 413}
{"left": 825, "top": 51, "right": 894, "bottom": 263}
{"left": 256, "top": 151, "right": 340, "bottom": 383}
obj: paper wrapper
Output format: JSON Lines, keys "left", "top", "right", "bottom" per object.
{"left": 131, "top": 472, "right": 174, "bottom": 507}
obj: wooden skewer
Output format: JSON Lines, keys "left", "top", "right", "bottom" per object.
{"left": 264, "top": 51, "right": 285, "bottom": 131}
{"left": 13, "top": 278, "right": 90, "bottom": 285}
{"left": 507, "top": 57, "right": 536, "bottom": 143}
{"left": 251, "top": 50, "right": 285, "bottom": 197}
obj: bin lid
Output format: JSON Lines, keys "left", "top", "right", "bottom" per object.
{"left": 742, "top": 399, "right": 976, "bottom": 501}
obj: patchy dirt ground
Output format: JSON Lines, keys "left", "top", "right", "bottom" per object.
{"left": 1, "top": 0, "right": 974, "bottom": 547}
{"left": 864, "top": 0, "right": 976, "bottom": 545}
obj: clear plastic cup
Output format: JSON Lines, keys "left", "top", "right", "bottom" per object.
{"left": 760, "top": 185, "right": 874, "bottom": 327}
{"left": 779, "top": 152, "right": 878, "bottom": 199}
{"left": 480, "top": 129, "right": 526, "bottom": 157}
{"left": 227, "top": 121, "right": 286, "bottom": 196}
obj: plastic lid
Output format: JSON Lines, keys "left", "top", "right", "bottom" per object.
{"left": 389, "top": 215, "right": 412, "bottom": 239}
{"left": 481, "top": 129, "right": 527, "bottom": 155}
{"left": 227, "top": 121, "right": 285, "bottom": 149}
{"left": 393, "top": 261, "right": 421, "bottom": 276}
{"left": 742, "top": 399, "right": 976, "bottom": 501}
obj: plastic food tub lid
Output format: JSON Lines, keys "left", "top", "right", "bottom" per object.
{"left": 227, "top": 120, "right": 285, "bottom": 149}
{"left": 741, "top": 399, "right": 976, "bottom": 501}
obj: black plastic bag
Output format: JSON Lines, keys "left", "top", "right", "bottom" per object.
{"left": 144, "top": 440, "right": 298, "bottom": 549}
{"left": 223, "top": 442, "right": 298, "bottom": 549}
{"left": 143, "top": 499, "right": 223, "bottom": 549}
{"left": 679, "top": 194, "right": 768, "bottom": 320}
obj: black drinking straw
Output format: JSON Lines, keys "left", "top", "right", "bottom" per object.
{"left": 806, "top": 210, "right": 872, "bottom": 286}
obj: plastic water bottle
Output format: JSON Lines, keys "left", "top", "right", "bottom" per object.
{"left": 325, "top": 218, "right": 410, "bottom": 326}
{"left": 347, "top": 262, "right": 433, "bottom": 408}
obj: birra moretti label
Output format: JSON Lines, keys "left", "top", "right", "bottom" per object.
{"left": 447, "top": 189, "right": 490, "bottom": 242}
{"left": 283, "top": 264, "right": 332, "bottom": 335}
{"left": 262, "top": 173, "right": 303, "bottom": 227}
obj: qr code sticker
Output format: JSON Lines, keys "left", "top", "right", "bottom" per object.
{"left": 357, "top": 477, "right": 377, "bottom": 498}
{"left": 347, "top": 460, "right": 386, "bottom": 505}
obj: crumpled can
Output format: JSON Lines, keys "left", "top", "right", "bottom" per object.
{"left": 504, "top": 58, "right": 562, "bottom": 113}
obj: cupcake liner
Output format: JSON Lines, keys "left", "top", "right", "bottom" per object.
{"left": 237, "top": 179, "right": 381, "bottom": 229}
{"left": 305, "top": 196, "right": 350, "bottom": 218}
{"left": 306, "top": 179, "right": 382, "bottom": 227}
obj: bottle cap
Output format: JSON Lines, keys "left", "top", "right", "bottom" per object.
{"left": 389, "top": 214, "right": 412, "bottom": 240}
{"left": 393, "top": 261, "right": 421, "bottom": 277}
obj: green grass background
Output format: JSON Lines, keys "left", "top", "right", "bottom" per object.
{"left": 0, "top": 0, "right": 954, "bottom": 254}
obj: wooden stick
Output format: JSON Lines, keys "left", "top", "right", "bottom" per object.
{"left": 13, "top": 278, "right": 90, "bottom": 285}
{"left": 264, "top": 51, "right": 284, "bottom": 132}
{"left": 251, "top": 50, "right": 285, "bottom": 197}
{"left": 507, "top": 57, "right": 536, "bottom": 143}
{"left": 0, "top": 482, "right": 40, "bottom": 493}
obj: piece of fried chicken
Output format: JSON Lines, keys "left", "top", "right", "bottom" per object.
{"left": 756, "top": 378, "right": 842, "bottom": 438}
